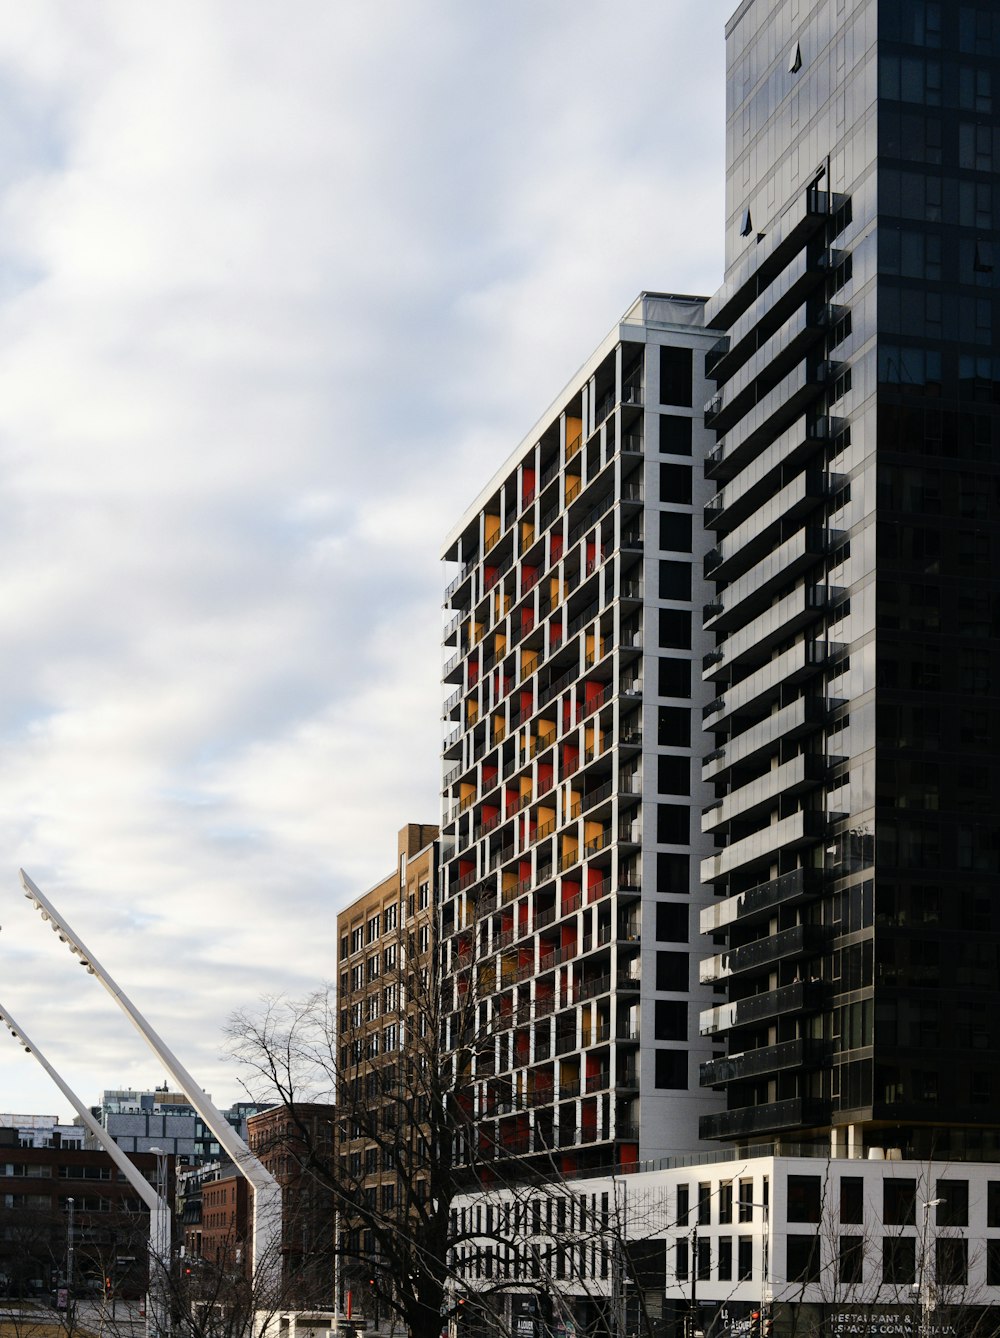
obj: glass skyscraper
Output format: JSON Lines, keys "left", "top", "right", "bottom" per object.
{"left": 700, "top": 0, "right": 1000, "bottom": 1158}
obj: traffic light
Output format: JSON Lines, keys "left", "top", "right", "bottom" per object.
{"left": 750, "top": 1310, "right": 761, "bottom": 1338}
{"left": 762, "top": 1310, "right": 773, "bottom": 1338}
{"left": 456, "top": 1297, "right": 467, "bottom": 1322}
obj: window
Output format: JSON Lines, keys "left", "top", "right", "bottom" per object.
{"left": 698, "top": 1183, "right": 711, "bottom": 1226}
{"left": 658, "top": 659, "right": 691, "bottom": 699}
{"left": 882, "top": 1236, "right": 915, "bottom": 1284}
{"left": 738, "top": 1181, "right": 754, "bottom": 1223}
{"left": 697, "top": 1236, "right": 710, "bottom": 1281}
{"left": 658, "top": 854, "right": 689, "bottom": 893}
{"left": 719, "top": 1182, "right": 733, "bottom": 1224}
{"left": 675, "top": 1238, "right": 689, "bottom": 1282}
{"left": 351, "top": 926, "right": 364, "bottom": 954}
{"left": 657, "top": 805, "right": 689, "bottom": 845}
{"left": 659, "top": 560, "right": 691, "bottom": 601}
{"left": 339, "top": 934, "right": 348, "bottom": 960}
{"left": 659, "top": 415, "right": 692, "bottom": 455}
{"left": 839, "top": 1236, "right": 863, "bottom": 1285}
{"left": 655, "top": 1050, "right": 686, "bottom": 1089}
{"left": 936, "top": 1179, "right": 968, "bottom": 1227}
{"left": 660, "top": 464, "right": 693, "bottom": 505}
{"left": 737, "top": 1237, "right": 753, "bottom": 1280}
{"left": 936, "top": 1238, "right": 967, "bottom": 1287}
{"left": 384, "top": 903, "right": 397, "bottom": 931}
{"left": 659, "top": 610, "right": 692, "bottom": 649}
{"left": 656, "top": 951, "right": 687, "bottom": 991}
{"left": 367, "top": 954, "right": 380, "bottom": 982}
{"left": 418, "top": 925, "right": 430, "bottom": 953}
{"left": 840, "top": 1177, "right": 863, "bottom": 1224}
{"left": 656, "top": 903, "right": 687, "bottom": 943}
{"left": 883, "top": 1179, "right": 916, "bottom": 1226}
{"left": 655, "top": 1000, "right": 686, "bottom": 1040}
{"left": 383, "top": 1023, "right": 398, "bottom": 1052}
{"left": 660, "top": 512, "right": 692, "bottom": 552}
{"left": 787, "top": 1236, "right": 821, "bottom": 1283}
{"left": 658, "top": 755, "right": 689, "bottom": 794}
{"left": 367, "top": 914, "right": 380, "bottom": 943}
{"left": 660, "top": 347, "right": 693, "bottom": 407}
{"left": 676, "top": 1184, "right": 689, "bottom": 1225}
{"left": 718, "top": 1236, "right": 733, "bottom": 1280}
{"left": 419, "top": 880, "right": 430, "bottom": 910}
{"left": 988, "top": 1240, "right": 1000, "bottom": 1286}
{"left": 658, "top": 707, "right": 691, "bottom": 747}
{"left": 787, "top": 1175, "right": 822, "bottom": 1224}
{"left": 988, "top": 1182, "right": 1000, "bottom": 1229}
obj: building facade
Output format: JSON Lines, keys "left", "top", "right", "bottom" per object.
{"left": 699, "top": 0, "right": 1000, "bottom": 1156}
{"left": 334, "top": 823, "right": 439, "bottom": 1284}
{"left": 439, "top": 295, "right": 726, "bottom": 1177}
{"left": 0, "top": 1132, "right": 167, "bottom": 1299}
{"left": 246, "top": 1103, "right": 336, "bottom": 1306}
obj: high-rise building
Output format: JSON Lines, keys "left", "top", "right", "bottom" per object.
{"left": 334, "top": 822, "right": 439, "bottom": 1290}
{"left": 699, "top": 0, "right": 1000, "bottom": 1159}
{"left": 439, "top": 295, "right": 724, "bottom": 1175}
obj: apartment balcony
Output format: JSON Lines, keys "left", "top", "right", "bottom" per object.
{"left": 704, "top": 360, "right": 829, "bottom": 484}
{"left": 704, "top": 304, "right": 826, "bottom": 438}
{"left": 699, "top": 1096, "right": 830, "bottom": 1141}
{"left": 699, "top": 922, "right": 832, "bottom": 983}
{"left": 704, "top": 414, "right": 837, "bottom": 538}
{"left": 711, "top": 246, "right": 831, "bottom": 388}
{"left": 699, "top": 979, "right": 824, "bottom": 1036}
{"left": 705, "top": 181, "right": 829, "bottom": 331}
{"left": 703, "top": 639, "right": 846, "bottom": 732}
{"left": 704, "top": 527, "right": 843, "bottom": 635}
{"left": 699, "top": 866, "right": 825, "bottom": 934}
{"left": 709, "top": 583, "right": 846, "bottom": 679}
{"left": 700, "top": 1037, "right": 830, "bottom": 1088}
{"left": 700, "top": 809, "right": 827, "bottom": 884}
{"left": 709, "top": 469, "right": 841, "bottom": 584}
{"left": 701, "top": 753, "right": 829, "bottom": 834}
{"left": 701, "top": 694, "right": 832, "bottom": 781}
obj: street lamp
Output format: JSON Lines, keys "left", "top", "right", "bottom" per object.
{"left": 917, "top": 1198, "right": 944, "bottom": 1338}
{"left": 65, "top": 1196, "right": 75, "bottom": 1325}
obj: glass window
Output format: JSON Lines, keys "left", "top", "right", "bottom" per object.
{"left": 675, "top": 1238, "right": 689, "bottom": 1282}
{"left": 657, "top": 755, "right": 689, "bottom": 795}
{"left": 988, "top": 1182, "right": 1000, "bottom": 1229}
{"left": 738, "top": 1179, "right": 754, "bottom": 1223}
{"left": 787, "top": 1175, "right": 822, "bottom": 1223}
{"left": 936, "top": 1238, "right": 968, "bottom": 1287}
{"left": 677, "top": 1184, "right": 689, "bottom": 1226}
{"left": 718, "top": 1237, "right": 733, "bottom": 1281}
{"left": 883, "top": 1236, "right": 915, "bottom": 1285}
{"left": 698, "top": 1183, "right": 711, "bottom": 1226}
{"left": 654, "top": 1050, "right": 686, "bottom": 1089}
{"left": 660, "top": 347, "right": 692, "bottom": 407}
{"left": 936, "top": 1179, "right": 968, "bottom": 1227}
{"left": 719, "top": 1182, "right": 733, "bottom": 1224}
{"left": 659, "top": 560, "right": 692, "bottom": 601}
{"left": 883, "top": 1178, "right": 916, "bottom": 1226}
{"left": 737, "top": 1237, "right": 753, "bottom": 1281}
{"left": 660, "top": 416, "right": 692, "bottom": 456}
{"left": 660, "top": 464, "right": 693, "bottom": 505}
{"left": 658, "top": 659, "right": 691, "bottom": 699}
{"left": 656, "top": 951, "right": 687, "bottom": 991}
{"left": 697, "top": 1236, "right": 710, "bottom": 1281}
{"left": 787, "top": 1236, "right": 820, "bottom": 1283}
{"left": 840, "top": 1177, "right": 864, "bottom": 1224}
{"left": 655, "top": 903, "right": 687, "bottom": 943}
{"left": 987, "top": 1240, "right": 1000, "bottom": 1286}
{"left": 660, "top": 512, "right": 692, "bottom": 552}
{"left": 654, "top": 1000, "right": 686, "bottom": 1040}
{"left": 839, "top": 1236, "right": 863, "bottom": 1285}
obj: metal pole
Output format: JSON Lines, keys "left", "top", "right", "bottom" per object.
{"left": 66, "top": 1197, "right": 75, "bottom": 1327}
{"left": 919, "top": 1199, "right": 943, "bottom": 1338}
{"left": 689, "top": 1226, "right": 697, "bottom": 1338}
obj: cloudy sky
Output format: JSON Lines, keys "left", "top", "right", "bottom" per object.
{"left": 0, "top": 1, "right": 730, "bottom": 1119}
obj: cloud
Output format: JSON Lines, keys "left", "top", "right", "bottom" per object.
{"left": 0, "top": 0, "right": 729, "bottom": 1114}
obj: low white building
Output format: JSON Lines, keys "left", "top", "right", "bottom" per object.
{"left": 453, "top": 1152, "right": 1000, "bottom": 1334}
